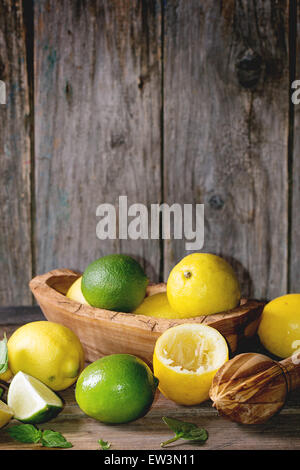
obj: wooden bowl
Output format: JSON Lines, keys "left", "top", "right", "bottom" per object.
{"left": 30, "top": 269, "right": 265, "bottom": 364}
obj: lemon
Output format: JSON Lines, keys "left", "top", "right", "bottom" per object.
{"left": 0, "top": 368, "right": 13, "bottom": 382}
{"left": 153, "top": 324, "right": 228, "bottom": 405}
{"left": 82, "top": 254, "right": 148, "bottom": 312}
{"left": 0, "top": 401, "right": 13, "bottom": 428}
{"left": 167, "top": 253, "right": 240, "bottom": 317}
{"left": 8, "top": 321, "right": 85, "bottom": 391}
{"left": 133, "top": 292, "right": 184, "bottom": 319}
{"left": 258, "top": 294, "right": 300, "bottom": 358}
{"left": 66, "top": 277, "right": 89, "bottom": 305}
{"left": 75, "top": 354, "right": 158, "bottom": 424}
{"left": 8, "top": 371, "right": 63, "bottom": 424}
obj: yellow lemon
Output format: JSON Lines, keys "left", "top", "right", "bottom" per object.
{"left": 258, "top": 294, "right": 300, "bottom": 358}
{"left": 167, "top": 253, "right": 240, "bottom": 317}
{"left": 133, "top": 293, "right": 183, "bottom": 319}
{"left": 153, "top": 324, "right": 228, "bottom": 405}
{"left": 66, "top": 277, "right": 89, "bottom": 305}
{"left": 8, "top": 321, "right": 85, "bottom": 391}
{"left": 0, "top": 368, "right": 13, "bottom": 382}
{"left": 0, "top": 401, "right": 13, "bottom": 428}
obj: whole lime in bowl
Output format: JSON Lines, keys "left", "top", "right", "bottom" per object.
{"left": 81, "top": 254, "right": 148, "bottom": 312}
{"left": 75, "top": 354, "right": 158, "bottom": 424}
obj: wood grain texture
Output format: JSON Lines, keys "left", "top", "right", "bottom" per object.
{"left": 210, "top": 353, "right": 288, "bottom": 424}
{"left": 0, "top": 0, "right": 32, "bottom": 305}
{"left": 34, "top": 0, "right": 162, "bottom": 281}
{"left": 163, "top": 0, "right": 290, "bottom": 299}
{"left": 290, "top": 2, "right": 299, "bottom": 292}
{"left": 0, "top": 320, "right": 300, "bottom": 450}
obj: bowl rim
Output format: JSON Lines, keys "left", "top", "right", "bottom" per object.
{"left": 29, "top": 269, "right": 265, "bottom": 334}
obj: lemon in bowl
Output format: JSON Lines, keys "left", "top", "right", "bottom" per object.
{"left": 133, "top": 292, "right": 183, "bottom": 319}
{"left": 153, "top": 323, "right": 228, "bottom": 405}
{"left": 167, "top": 253, "right": 240, "bottom": 317}
{"left": 66, "top": 276, "right": 89, "bottom": 305}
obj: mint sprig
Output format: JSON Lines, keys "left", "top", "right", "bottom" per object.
{"left": 0, "top": 333, "right": 8, "bottom": 374}
{"left": 161, "top": 417, "right": 208, "bottom": 447}
{"left": 7, "top": 424, "right": 72, "bottom": 448}
{"left": 7, "top": 424, "right": 42, "bottom": 444}
{"left": 41, "top": 429, "right": 73, "bottom": 448}
{"left": 98, "top": 439, "right": 111, "bottom": 450}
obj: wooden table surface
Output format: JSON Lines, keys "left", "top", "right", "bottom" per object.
{"left": 0, "top": 307, "right": 300, "bottom": 451}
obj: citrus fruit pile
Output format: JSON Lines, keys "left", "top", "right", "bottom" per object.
{"left": 67, "top": 252, "right": 241, "bottom": 319}
{"left": 1, "top": 250, "right": 298, "bottom": 442}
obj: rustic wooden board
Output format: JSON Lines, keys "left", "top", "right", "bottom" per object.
{"left": 163, "top": 0, "right": 290, "bottom": 299}
{"left": 0, "top": 319, "right": 300, "bottom": 450}
{"left": 290, "top": 1, "right": 300, "bottom": 292}
{"left": 34, "top": 0, "right": 162, "bottom": 282}
{"left": 0, "top": 0, "right": 32, "bottom": 305}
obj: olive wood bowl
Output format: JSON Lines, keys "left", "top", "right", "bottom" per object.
{"left": 30, "top": 269, "right": 265, "bottom": 364}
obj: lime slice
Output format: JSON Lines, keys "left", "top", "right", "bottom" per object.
{"left": 0, "top": 400, "right": 14, "bottom": 428}
{"left": 7, "top": 371, "right": 63, "bottom": 424}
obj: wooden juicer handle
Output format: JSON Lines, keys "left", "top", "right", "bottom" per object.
{"left": 209, "top": 352, "right": 300, "bottom": 424}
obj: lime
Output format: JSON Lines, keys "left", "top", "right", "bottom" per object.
{"left": 75, "top": 354, "right": 158, "bottom": 424}
{"left": 66, "top": 277, "right": 89, "bottom": 305}
{"left": 0, "top": 401, "right": 14, "bottom": 428}
{"left": 7, "top": 371, "right": 63, "bottom": 424}
{"left": 81, "top": 254, "right": 148, "bottom": 312}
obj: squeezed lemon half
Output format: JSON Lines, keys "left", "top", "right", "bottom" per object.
{"left": 153, "top": 324, "right": 228, "bottom": 405}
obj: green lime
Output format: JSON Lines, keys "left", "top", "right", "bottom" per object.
{"left": 81, "top": 254, "right": 148, "bottom": 312}
{"left": 7, "top": 371, "right": 63, "bottom": 424}
{"left": 75, "top": 354, "right": 159, "bottom": 424}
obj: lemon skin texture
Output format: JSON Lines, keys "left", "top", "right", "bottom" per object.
{"left": 75, "top": 354, "right": 158, "bottom": 424}
{"left": 167, "top": 253, "right": 240, "bottom": 317}
{"left": 133, "top": 292, "right": 184, "bottom": 319}
{"left": 258, "top": 294, "right": 300, "bottom": 358}
{"left": 66, "top": 277, "right": 89, "bottom": 305}
{"left": 0, "top": 368, "right": 13, "bottom": 382}
{"left": 8, "top": 321, "right": 85, "bottom": 391}
{"left": 0, "top": 402, "right": 13, "bottom": 428}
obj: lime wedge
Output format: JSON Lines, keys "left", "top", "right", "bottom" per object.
{"left": 7, "top": 371, "right": 63, "bottom": 424}
{"left": 0, "top": 400, "right": 14, "bottom": 428}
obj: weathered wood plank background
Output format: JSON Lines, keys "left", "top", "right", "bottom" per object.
{"left": 0, "top": 0, "right": 298, "bottom": 306}
{"left": 0, "top": 0, "right": 32, "bottom": 305}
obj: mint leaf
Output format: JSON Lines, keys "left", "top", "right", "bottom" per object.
{"left": 162, "top": 416, "right": 197, "bottom": 434}
{"left": 98, "top": 439, "right": 111, "bottom": 450}
{"left": 182, "top": 427, "right": 208, "bottom": 441}
{"left": 7, "top": 424, "right": 42, "bottom": 444}
{"left": 0, "top": 333, "right": 8, "bottom": 374}
{"left": 41, "top": 430, "right": 73, "bottom": 448}
{"left": 161, "top": 416, "right": 208, "bottom": 447}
